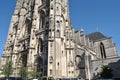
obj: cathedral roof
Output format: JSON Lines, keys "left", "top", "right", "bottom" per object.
{"left": 87, "top": 32, "right": 107, "bottom": 41}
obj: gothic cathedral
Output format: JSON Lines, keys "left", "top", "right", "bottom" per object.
{"left": 0, "top": 0, "right": 120, "bottom": 79}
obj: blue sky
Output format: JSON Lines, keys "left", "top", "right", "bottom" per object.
{"left": 0, "top": 0, "right": 120, "bottom": 57}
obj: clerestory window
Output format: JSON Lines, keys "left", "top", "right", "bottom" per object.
{"left": 100, "top": 42, "right": 106, "bottom": 59}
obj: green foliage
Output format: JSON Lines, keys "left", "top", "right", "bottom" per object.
{"left": 2, "top": 61, "right": 13, "bottom": 77}
{"left": 28, "top": 67, "right": 41, "bottom": 78}
{"left": 19, "top": 65, "right": 27, "bottom": 78}
{"left": 99, "top": 65, "right": 113, "bottom": 79}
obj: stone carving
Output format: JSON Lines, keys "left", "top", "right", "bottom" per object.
{"left": 0, "top": 0, "right": 119, "bottom": 79}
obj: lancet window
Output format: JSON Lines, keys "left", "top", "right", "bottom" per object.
{"left": 100, "top": 42, "right": 106, "bottom": 59}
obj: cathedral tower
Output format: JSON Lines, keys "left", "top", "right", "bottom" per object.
{"left": 1, "top": 0, "right": 75, "bottom": 78}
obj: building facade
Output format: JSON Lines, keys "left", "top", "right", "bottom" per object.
{"left": 0, "top": 0, "right": 120, "bottom": 79}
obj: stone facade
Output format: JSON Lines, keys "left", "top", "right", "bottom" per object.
{"left": 92, "top": 57, "right": 120, "bottom": 79}
{"left": 0, "top": 0, "right": 120, "bottom": 79}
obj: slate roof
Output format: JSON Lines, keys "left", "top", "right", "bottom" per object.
{"left": 87, "top": 32, "right": 108, "bottom": 41}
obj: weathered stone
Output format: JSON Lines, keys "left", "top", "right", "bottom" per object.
{"left": 20, "top": 8, "right": 27, "bottom": 16}
{"left": 0, "top": 0, "right": 120, "bottom": 80}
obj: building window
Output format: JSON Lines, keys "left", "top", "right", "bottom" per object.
{"left": 50, "top": 43, "right": 53, "bottom": 47}
{"left": 57, "top": 62, "right": 59, "bottom": 66}
{"left": 56, "top": 30, "right": 60, "bottom": 37}
{"left": 100, "top": 42, "right": 106, "bottom": 59}
{"left": 39, "top": 15, "right": 44, "bottom": 29}
{"left": 66, "top": 31, "right": 69, "bottom": 39}
{"left": 39, "top": 11, "right": 45, "bottom": 29}
{"left": 50, "top": 56, "right": 53, "bottom": 63}
{"left": 57, "top": 62, "right": 59, "bottom": 69}
{"left": 13, "top": 25, "right": 17, "bottom": 37}
{"left": 75, "top": 55, "right": 81, "bottom": 69}
{"left": 50, "top": 69, "right": 53, "bottom": 75}
{"left": 40, "top": 39, "right": 43, "bottom": 52}
{"left": 37, "top": 44, "right": 40, "bottom": 54}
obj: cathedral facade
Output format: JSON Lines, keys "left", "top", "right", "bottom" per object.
{"left": 0, "top": 0, "right": 120, "bottom": 79}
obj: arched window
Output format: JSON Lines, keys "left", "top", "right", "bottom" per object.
{"left": 75, "top": 55, "right": 82, "bottom": 69}
{"left": 56, "top": 30, "right": 60, "bottom": 37}
{"left": 37, "top": 38, "right": 43, "bottom": 53}
{"left": 100, "top": 42, "right": 106, "bottom": 58}
{"left": 41, "top": 15, "right": 45, "bottom": 28}
{"left": 37, "top": 44, "right": 40, "bottom": 54}
{"left": 75, "top": 55, "right": 81, "bottom": 64}
{"left": 39, "top": 10, "right": 45, "bottom": 29}
{"left": 40, "top": 39, "right": 43, "bottom": 52}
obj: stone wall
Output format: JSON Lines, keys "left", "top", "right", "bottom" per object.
{"left": 92, "top": 57, "right": 120, "bottom": 78}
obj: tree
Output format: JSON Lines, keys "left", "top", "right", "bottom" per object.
{"left": 28, "top": 67, "right": 41, "bottom": 79}
{"left": 19, "top": 65, "right": 27, "bottom": 78}
{"left": 99, "top": 65, "right": 113, "bottom": 79}
{"left": 2, "top": 61, "right": 13, "bottom": 77}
